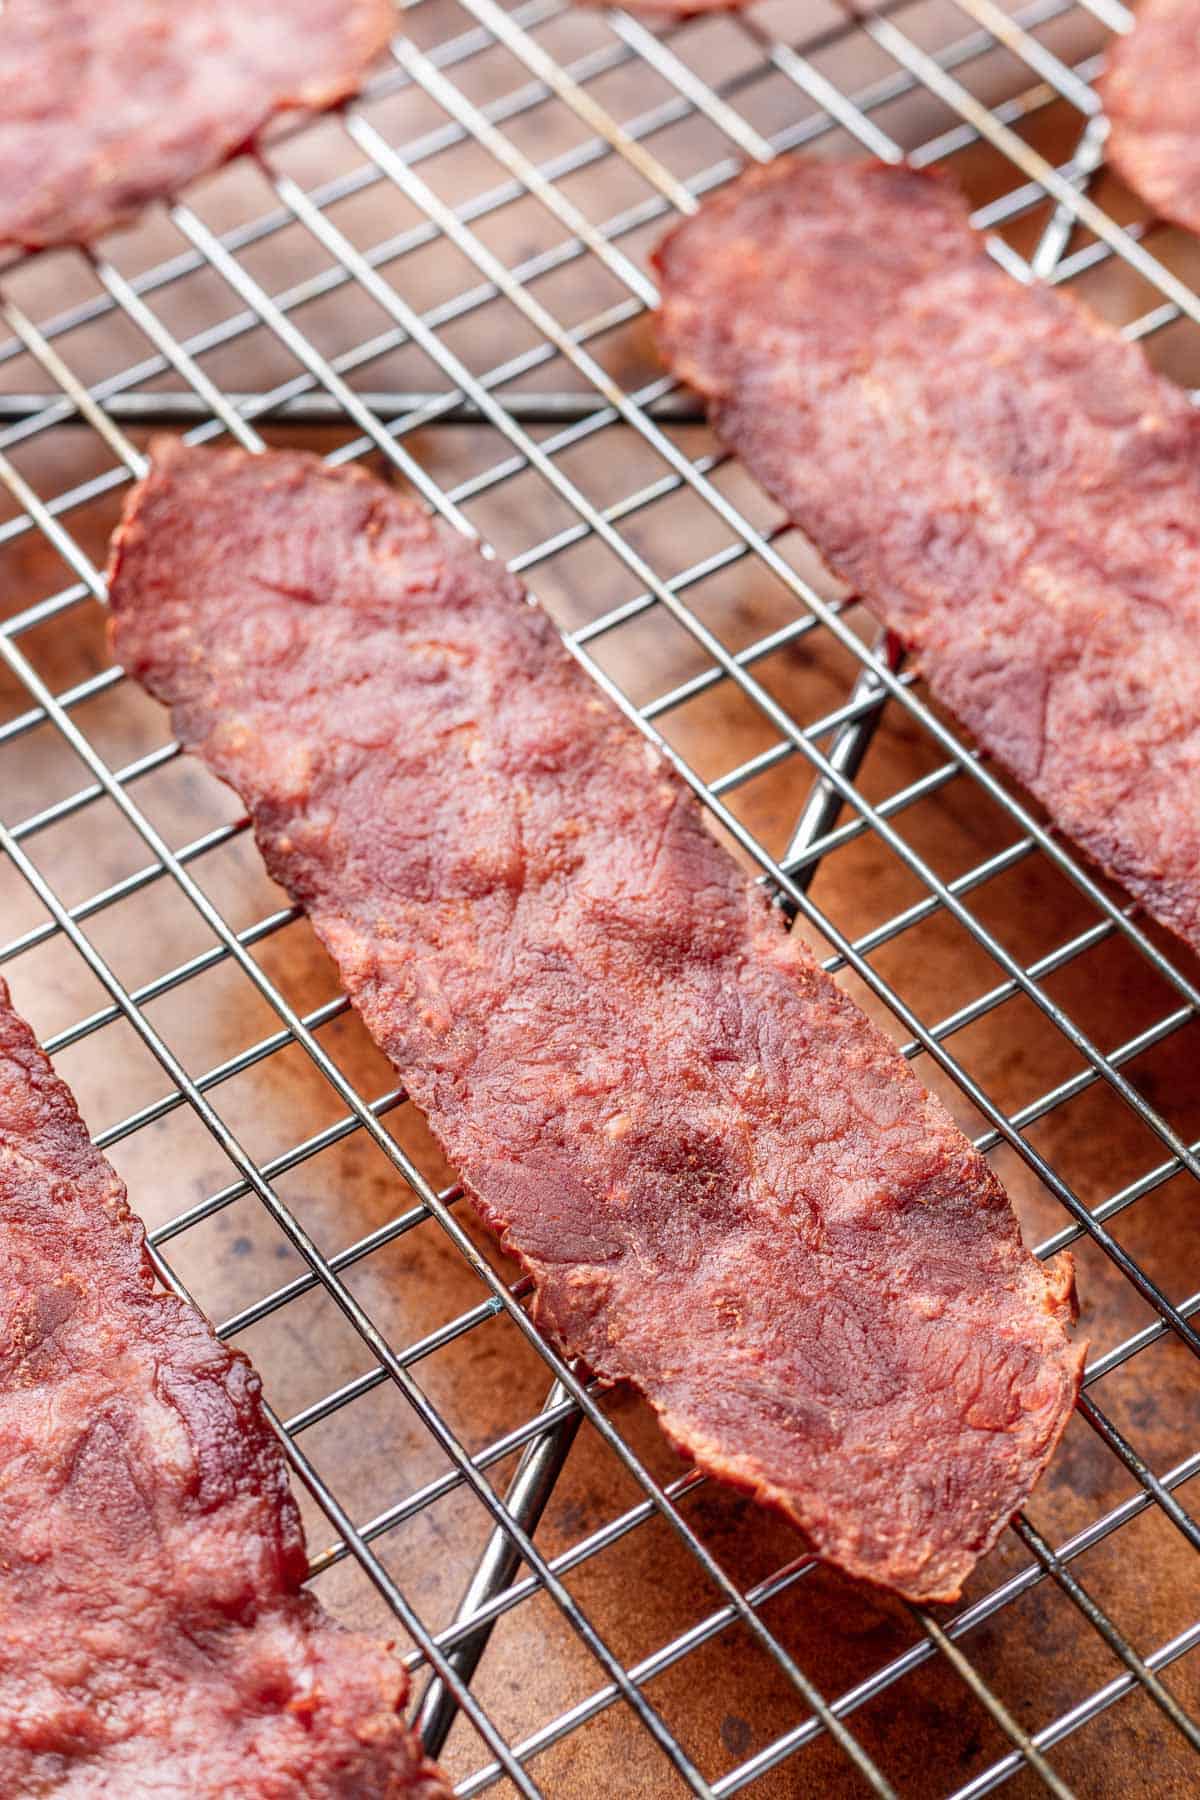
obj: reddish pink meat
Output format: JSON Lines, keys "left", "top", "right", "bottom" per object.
{"left": 0, "top": 977, "right": 448, "bottom": 1797}
{"left": 1100, "top": 0, "right": 1200, "bottom": 235}
{"left": 107, "top": 440, "right": 1083, "bottom": 1604}
{"left": 654, "top": 158, "right": 1200, "bottom": 955}
{"left": 0, "top": 0, "right": 395, "bottom": 250}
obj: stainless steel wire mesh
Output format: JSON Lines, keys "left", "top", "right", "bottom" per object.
{"left": 0, "top": 1, "right": 1198, "bottom": 1793}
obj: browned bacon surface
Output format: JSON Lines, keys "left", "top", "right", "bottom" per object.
{"left": 1100, "top": 0, "right": 1200, "bottom": 234}
{"left": 108, "top": 440, "right": 1083, "bottom": 1604}
{"left": 654, "top": 158, "right": 1200, "bottom": 956}
{"left": 0, "top": 0, "right": 395, "bottom": 250}
{"left": 0, "top": 978, "right": 448, "bottom": 1797}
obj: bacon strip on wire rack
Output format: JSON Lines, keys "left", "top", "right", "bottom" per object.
{"left": 108, "top": 439, "right": 1083, "bottom": 1605}
{"left": 0, "top": 977, "right": 449, "bottom": 1798}
{"left": 654, "top": 156, "right": 1200, "bottom": 957}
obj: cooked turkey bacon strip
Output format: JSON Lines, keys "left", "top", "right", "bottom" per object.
{"left": 1100, "top": 0, "right": 1200, "bottom": 236}
{"left": 0, "top": 0, "right": 395, "bottom": 249}
{"left": 654, "top": 157, "right": 1200, "bottom": 957}
{"left": 0, "top": 978, "right": 448, "bottom": 1798}
{"left": 108, "top": 440, "right": 1082, "bottom": 1604}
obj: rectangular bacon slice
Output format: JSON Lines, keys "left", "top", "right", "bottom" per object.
{"left": 107, "top": 440, "right": 1082, "bottom": 1605}
{"left": 0, "top": 0, "right": 395, "bottom": 250}
{"left": 653, "top": 157, "right": 1200, "bottom": 956}
{"left": 0, "top": 976, "right": 448, "bottom": 1796}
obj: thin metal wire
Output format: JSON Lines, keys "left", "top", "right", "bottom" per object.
{"left": 0, "top": 388, "right": 707, "bottom": 425}
{"left": 415, "top": 1376, "right": 582, "bottom": 1757}
{"left": 1008, "top": 1513, "right": 1200, "bottom": 1756}
{"left": 0, "top": 0, "right": 1196, "bottom": 1793}
{"left": 911, "top": 1610, "right": 1076, "bottom": 1800}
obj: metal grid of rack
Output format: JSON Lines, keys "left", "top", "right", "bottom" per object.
{"left": 0, "top": 0, "right": 1198, "bottom": 1792}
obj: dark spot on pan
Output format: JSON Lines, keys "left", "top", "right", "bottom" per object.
{"left": 720, "top": 1714, "right": 753, "bottom": 1758}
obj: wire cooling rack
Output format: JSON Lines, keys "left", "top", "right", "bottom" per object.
{"left": 1, "top": 0, "right": 1198, "bottom": 1793}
